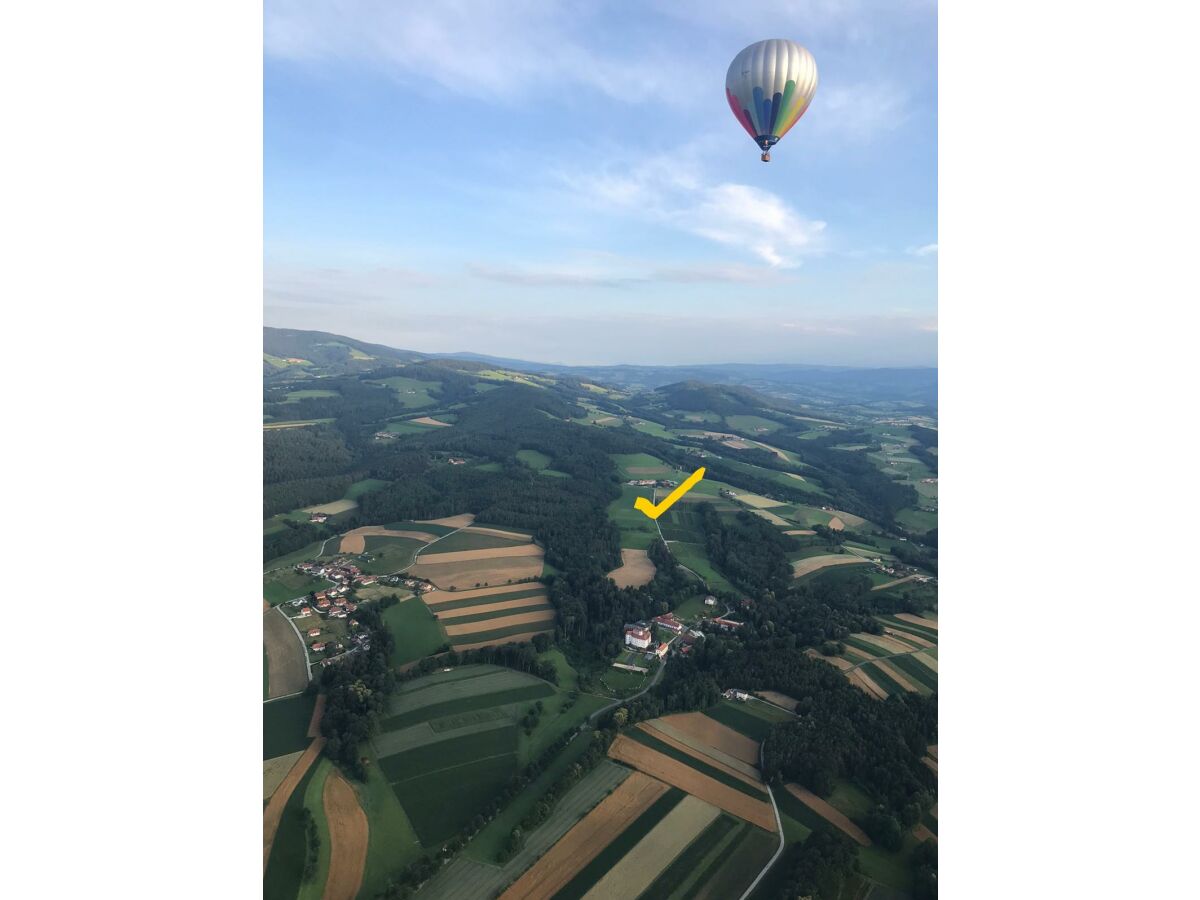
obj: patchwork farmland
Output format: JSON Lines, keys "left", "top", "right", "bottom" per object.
{"left": 408, "top": 527, "right": 545, "bottom": 589}
{"left": 421, "top": 581, "right": 555, "bottom": 651}
{"left": 370, "top": 663, "right": 602, "bottom": 853}
{"left": 810, "top": 612, "right": 939, "bottom": 699}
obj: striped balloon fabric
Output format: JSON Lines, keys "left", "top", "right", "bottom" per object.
{"left": 725, "top": 39, "right": 819, "bottom": 161}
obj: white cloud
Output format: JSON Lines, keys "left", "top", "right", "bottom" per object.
{"left": 910, "top": 243, "right": 938, "bottom": 256}
{"left": 468, "top": 259, "right": 798, "bottom": 287}
{"left": 561, "top": 153, "right": 826, "bottom": 267}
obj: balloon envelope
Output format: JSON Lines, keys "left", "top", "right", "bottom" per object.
{"left": 726, "top": 39, "right": 818, "bottom": 156}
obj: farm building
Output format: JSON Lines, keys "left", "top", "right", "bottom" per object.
{"left": 309, "top": 512, "right": 329, "bottom": 524}
{"left": 704, "top": 595, "right": 717, "bottom": 606}
{"left": 624, "top": 626, "right": 651, "bottom": 649}
{"left": 311, "top": 642, "right": 327, "bottom": 652}
{"left": 306, "top": 628, "right": 320, "bottom": 637}
{"left": 713, "top": 617, "right": 743, "bottom": 631}
{"left": 652, "top": 613, "right": 685, "bottom": 634}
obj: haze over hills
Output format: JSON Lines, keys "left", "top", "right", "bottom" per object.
{"left": 264, "top": 326, "right": 937, "bottom": 415}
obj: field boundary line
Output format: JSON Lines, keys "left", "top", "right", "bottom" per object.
{"left": 276, "top": 604, "right": 313, "bottom": 684}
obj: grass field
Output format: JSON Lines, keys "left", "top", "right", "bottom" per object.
{"left": 263, "top": 692, "right": 316, "bottom": 760}
{"left": 374, "top": 375, "right": 439, "bottom": 408}
{"left": 263, "top": 569, "right": 329, "bottom": 606}
{"left": 295, "top": 759, "right": 332, "bottom": 900}
{"left": 724, "top": 414, "right": 783, "bottom": 433}
{"left": 263, "top": 760, "right": 320, "bottom": 900}
{"left": 345, "top": 477, "right": 389, "bottom": 499}
{"left": 357, "top": 535, "right": 427, "bottom": 574}
{"left": 607, "top": 483, "right": 660, "bottom": 550}
{"left": 382, "top": 683, "right": 554, "bottom": 732}
{"left": 516, "top": 448, "right": 552, "bottom": 470}
{"left": 446, "top": 619, "right": 554, "bottom": 647}
{"left": 612, "top": 452, "right": 674, "bottom": 479}
{"left": 358, "top": 751, "right": 423, "bottom": 898}
{"left": 670, "top": 542, "right": 737, "bottom": 594}
{"left": 383, "top": 598, "right": 448, "bottom": 666}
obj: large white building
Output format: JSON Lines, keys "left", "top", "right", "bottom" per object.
{"left": 624, "top": 626, "right": 651, "bottom": 650}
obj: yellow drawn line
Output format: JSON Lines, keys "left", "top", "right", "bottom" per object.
{"left": 634, "top": 467, "right": 706, "bottom": 520}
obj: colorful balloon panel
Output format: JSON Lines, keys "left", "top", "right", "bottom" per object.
{"left": 726, "top": 39, "right": 818, "bottom": 152}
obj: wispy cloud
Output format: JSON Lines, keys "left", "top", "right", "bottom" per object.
{"left": 909, "top": 243, "right": 938, "bottom": 256}
{"left": 264, "top": 0, "right": 698, "bottom": 103}
{"left": 468, "top": 259, "right": 798, "bottom": 287}
{"left": 561, "top": 151, "right": 827, "bottom": 267}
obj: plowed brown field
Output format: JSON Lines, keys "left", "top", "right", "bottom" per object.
{"left": 755, "top": 690, "right": 799, "bottom": 711}
{"left": 497, "top": 772, "right": 670, "bottom": 900}
{"left": 322, "top": 769, "right": 368, "bottom": 900}
{"left": 608, "top": 548, "right": 656, "bottom": 588}
{"left": 607, "top": 734, "right": 775, "bottom": 832}
{"left": 416, "top": 514, "right": 475, "bottom": 528}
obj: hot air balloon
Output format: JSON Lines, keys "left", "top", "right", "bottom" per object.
{"left": 726, "top": 39, "right": 818, "bottom": 162}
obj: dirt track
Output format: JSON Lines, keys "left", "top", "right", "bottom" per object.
{"left": 607, "top": 734, "right": 775, "bottom": 832}
{"left": 784, "top": 784, "right": 871, "bottom": 846}
{"left": 264, "top": 608, "right": 308, "bottom": 699}
{"left": 321, "top": 770, "right": 369, "bottom": 900}
{"left": 608, "top": 549, "right": 656, "bottom": 588}
{"left": 498, "top": 772, "right": 669, "bottom": 900}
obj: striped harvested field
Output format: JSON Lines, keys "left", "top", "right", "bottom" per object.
{"left": 652, "top": 712, "right": 760, "bottom": 766}
{"left": 897, "top": 613, "right": 938, "bottom": 629}
{"left": 422, "top": 582, "right": 544, "bottom": 604}
{"left": 914, "top": 651, "right": 938, "bottom": 672}
{"left": 434, "top": 596, "right": 549, "bottom": 620}
{"left": 443, "top": 608, "right": 555, "bottom": 636}
{"left": 410, "top": 551, "right": 544, "bottom": 589}
{"left": 871, "top": 574, "right": 920, "bottom": 591}
{"left": 636, "top": 722, "right": 762, "bottom": 785}
{"left": 784, "top": 783, "right": 871, "bottom": 846}
{"left": 806, "top": 649, "right": 856, "bottom": 671}
{"left": 870, "top": 659, "right": 922, "bottom": 693}
{"left": 580, "top": 795, "right": 720, "bottom": 900}
{"left": 607, "top": 734, "right": 775, "bottom": 832}
{"left": 847, "top": 668, "right": 887, "bottom": 700}
{"left": 415, "top": 544, "right": 542, "bottom": 564}
{"left": 453, "top": 630, "right": 554, "bottom": 652}
{"left": 884, "top": 627, "right": 935, "bottom": 648}
{"left": 791, "top": 554, "right": 871, "bottom": 578}
{"left": 497, "top": 772, "right": 669, "bottom": 900}
{"left": 854, "top": 632, "right": 920, "bottom": 655}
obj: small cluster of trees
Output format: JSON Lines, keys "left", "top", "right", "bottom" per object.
{"left": 300, "top": 808, "right": 320, "bottom": 882}
{"left": 771, "top": 830, "right": 859, "bottom": 900}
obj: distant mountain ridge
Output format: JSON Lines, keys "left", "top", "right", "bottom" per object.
{"left": 264, "top": 327, "right": 937, "bottom": 410}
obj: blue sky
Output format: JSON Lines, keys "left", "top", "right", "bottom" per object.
{"left": 264, "top": 0, "right": 937, "bottom": 366}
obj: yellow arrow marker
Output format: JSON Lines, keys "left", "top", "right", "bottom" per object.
{"left": 634, "top": 467, "right": 706, "bottom": 520}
